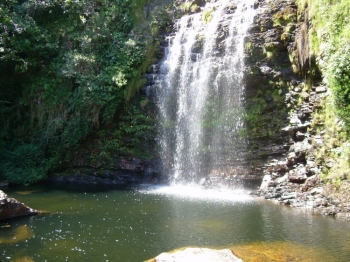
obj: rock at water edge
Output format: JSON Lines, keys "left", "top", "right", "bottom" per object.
{"left": 154, "top": 247, "right": 242, "bottom": 262}
{"left": 0, "top": 190, "right": 38, "bottom": 220}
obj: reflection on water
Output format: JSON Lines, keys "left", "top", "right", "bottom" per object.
{"left": 1, "top": 184, "right": 350, "bottom": 261}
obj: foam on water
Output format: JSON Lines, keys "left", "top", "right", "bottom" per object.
{"left": 137, "top": 184, "right": 253, "bottom": 202}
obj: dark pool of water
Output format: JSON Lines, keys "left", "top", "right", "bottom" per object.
{"left": 1, "top": 183, "right": 350, "bottom": 261}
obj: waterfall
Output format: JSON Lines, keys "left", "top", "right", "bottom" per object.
{"left": 153, "top": 0, "right": 256, "bottom": 185}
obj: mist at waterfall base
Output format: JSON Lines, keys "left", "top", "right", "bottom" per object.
{"left": 150, "top": 0, "right": 256, "bottom": 186}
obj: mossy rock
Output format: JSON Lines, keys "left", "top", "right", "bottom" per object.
{"left": 264, "top": 42, "right": 287, "bottom": 52}
{"left": 273, "top": 6, "right": 297, "bottom": 26}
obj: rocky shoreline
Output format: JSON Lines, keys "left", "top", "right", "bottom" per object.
{"left": 244, "top": 0, "right": 350, "bottom": 221}
{"left": 253, "top": 82, "right": 350, "bottom": 221}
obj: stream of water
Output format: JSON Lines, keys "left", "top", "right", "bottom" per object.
{"left": 153, "top": 0, "right": 256, "bottom": 183}
{"left": 1, "top": 184, "right": 350, "bottom": 261}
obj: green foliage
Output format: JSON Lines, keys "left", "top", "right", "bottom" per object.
{"left": 120, "top": 106, "right": 154, "bottom": 143}
{"left": 1, "top": 143, "right": 48, "bottom": 185}
{"left": 180, "top": 3, "right": 192, "bottom": 12}
{"left": 0, "top": 0, "right": 156, "bottom": 184}
{"left": 327, "top": 45, "right": 350, "bottom": 124}
{"left": 179, "top": 2, "right": 199, "bottom": 13}
{"left": 310, "top": 97, "right": 349, "bottom": 182}
{"left": 147, "top": 6, "right": 172, "bottom": 37}
{"left": 246, "top": 97, "right": 266, "bottom": 122}
{"left": 60, "top": 114, "right": 91, "bottom": 150}
{"left": 296, "top": 0, "right": 350, "bottom": 182}
{"left": 273, "top": 6, "right": 297, "bottom": 26}
{"left": 99, "top": 105, "right": 154, "bottom": 158}
{"left": 244, "top": 97, "right": 267, "bottom": 137}
{"left": 202, "top": 8, "right": 213, "bottom": 23}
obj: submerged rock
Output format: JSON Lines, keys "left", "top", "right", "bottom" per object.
{"left": 0, "top": 190, "right": 38, "bottom": 220}
{"left": 0, "top": 225, "right": 35, "bottom": 244}
{"left": 151, "top": 248, "right": 242, "bottom": 262}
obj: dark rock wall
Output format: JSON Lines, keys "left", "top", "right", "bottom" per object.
{"left": 250, "top": 1, "right": 350, "bottom": 220}
{"left": 51, "top": 157, "right": 162, "bottom": 185}
{"left": 243, "top": 0, "right": 299, "bottom": 176}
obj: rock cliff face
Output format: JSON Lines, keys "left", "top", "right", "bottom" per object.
{"left": 0, "top": 190, "right": 38, "bottom": 220}
{"left": 245, "top": 0, "right": 350, "bottom": 220}
{"left": 243, "top": 0, "right": 298, "bottom": 175}
{"left": 51, "top": 157, "right": 162, "bottom": 185}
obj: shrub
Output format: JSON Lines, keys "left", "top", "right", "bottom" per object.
{"left": 1, "top": 144, "right": 48, "bottom": 185}
{"left": 327, "top": 45, "right": 350, "bottom": 125}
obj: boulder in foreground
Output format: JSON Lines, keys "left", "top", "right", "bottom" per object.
{"left": 0, "top": 190, "right": 38, "bottom": 220}
{"left": 151, "top": 247, "right": 242, "bottom": 262}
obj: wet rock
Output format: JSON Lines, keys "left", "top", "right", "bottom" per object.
{"left": 259, "top": 65, "right": 273, "bottom": 75}
{"left": 291, "top": 200, "right": 305, "bottom": 208}
{"left": 287, "top": 152, "right": 296, "bottom": 165}
{"left": 193, "top": 0, "right": 206, "bottom": 7}
{"left": 296, "top": 131, "right": 305, "bottom": 140}
{"left": 282, "top": 121, "right": 311, "bottom": 133}
{"left": 288, "top": 175, "right": 307, "bottom": 183}
{"left": 276, "top": 174, "right": 288, "bottom": 183}
{"left": 306, "top": 160, "right": 318, "bottom": 175}
{"left": 275, "top": 161, "right": 288, "bottom": 173}
{"left": 336, "top": 212, "right": 350, "bottom": 221}
{"left": 281, "top": 192, "right": 296, "bottom": 200}
{"left": 264, "top": 41, "right": 287, "bottom": 52}
{"left": 51, "top": 157, "right": 162, "bottom": 185}
{"left": 248, "top": 24, "right": 261, "bottom": 34}
{"left": 314, "top": 197, "right": 328, "bottom": 207}
{"left": 310, "top": 187, "right": 323, "bottom": 196}
{"left": 265, "top": 192, "right": 281, "bottom": 199}
{"left": 0, "top": 190, "right": 38, "bottom": 221}
{"left": 322, "top": 206, "right": 340, "bottom": 216}
{"left": 51, "top": 168, "right": 163, "bottom": 186}
{"left": 330, "top": 198, "right": 341, "bottom": 206}
{"left": 260, "top": 175, "right": 272, "bottom": 191}
{"left": 315, "top": 86, "right": 327, "bottom": 93}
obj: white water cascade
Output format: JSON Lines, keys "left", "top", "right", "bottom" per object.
{"left": 153, "top": 0, "right": 256, "bottom": 184}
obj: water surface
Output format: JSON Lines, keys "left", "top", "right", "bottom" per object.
{"left": 1, "top": 184, "right": 350, "bottom": 261}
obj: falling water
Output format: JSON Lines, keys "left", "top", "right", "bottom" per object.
{"left": 154, "top": 0, "right": 256, "bottom": 184}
